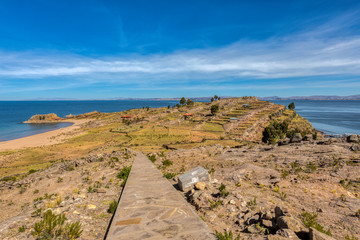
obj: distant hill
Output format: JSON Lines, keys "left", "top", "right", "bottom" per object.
{"left": 259, "top": 95, "right": 360, "bottom": 101}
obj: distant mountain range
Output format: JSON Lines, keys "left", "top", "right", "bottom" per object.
{"left": 5, "top": 95, "right": 360, "bottom": 101}
{"left": 258, "top": 95, "right": 360, "bottom": 100}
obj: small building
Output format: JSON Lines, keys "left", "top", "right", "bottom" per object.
{"left": 243, "top": 104, "right": 251, "bottom": 108}
{"left": 229, "top": 117, "right": 238, "bottom": 122}
{"left": 121, "top": 115, "right": 132, "bottom": 118}
{"left": 183, "top": 113, "right": 194, "bottom": 119}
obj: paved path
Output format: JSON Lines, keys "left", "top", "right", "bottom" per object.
{"left": 106, "top": 152, "right": 216, "bottom": 240}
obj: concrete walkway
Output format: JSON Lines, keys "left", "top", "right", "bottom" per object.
{"left": 106, "top": 152, "right": 216, "bottom": 240}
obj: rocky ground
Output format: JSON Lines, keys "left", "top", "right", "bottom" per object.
{"left": 152, "top": 136, "right": 360, "bottom": 239}
{"left": 0, "top": 149, "right": 134, "bottom": 239}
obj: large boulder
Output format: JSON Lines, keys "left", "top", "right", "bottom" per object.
{"left": 309, "top": 228, "right": 336, "bottom": 240}
{"left": 347, "top": 134, "right": 359, "bottom": 143}
{"left": 24, "top": 113, "right": 63, "bottom": 123}
{"left": 277, "top": 216, "right": 306, "bottom": 233}
{"left": 290, "top": 133, "right": 302, "bottom": 143}
{"left": 303, "top": 134, "right": 313, "bottom": 141}
{"left": 177, "top": 166, "right": 210, "bottom": 191}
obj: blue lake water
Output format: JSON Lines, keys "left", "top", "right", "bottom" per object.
{"left": 0, "top": 100, "right": 359, "bottom": 142}
{"left": 270, "top": 100, "right": 360, "bottom": 135}
{"left": 0, "top": 100, "right": 179, "bottom": 141}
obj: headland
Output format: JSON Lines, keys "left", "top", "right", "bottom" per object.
{"left": 0, "top": 97, "right": 358, "bottom": 240}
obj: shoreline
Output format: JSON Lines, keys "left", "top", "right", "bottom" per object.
{"left": 0, "top": 119, "right": 89, "bottom": 151}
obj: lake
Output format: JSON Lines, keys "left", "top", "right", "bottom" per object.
{"left": 270, "top": 100, "right": 360, "bottom": 136}
{"left": 0, "top": 100, "right": 179, "bottom": 141}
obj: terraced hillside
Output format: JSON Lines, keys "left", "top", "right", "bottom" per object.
{"left": 0, "top": 97, "right": 313, "bottom": 178}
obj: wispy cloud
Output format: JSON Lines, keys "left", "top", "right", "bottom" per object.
{"left": 1, "top": 11, "right": 360, "bottom": 92}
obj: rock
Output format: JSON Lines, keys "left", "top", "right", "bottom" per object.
{"left": 276, "top": 229, "right": 301, "bottom": 239}
{"left": 276, "top": 216, "right": 305, "bottom": 233}
{"left": 87, "top": 204, "right": 97, "bottom": 210}
{"left": 188, "top": 191, "right": 211, "bottom": 210}
{"left": 245, "top": 214, "right": 260, "bottom": 225}
{"left": 24, "top": 113, "right": 63, "bottom": 123}
{"left": 350, "top": 144, "right": 360, "bottom": 152}
{"left": 177, "top": 166, "right": 210, "bottom": 191}
{"left": 194, "top": 182, "right": 206, "bottom": 190}
{"left": 303, "top": 134, "right": 313, "bottom": 141}
{"left": 262, "top": 211, "right": 273, "bottom": 220}
{"left": 278, "top": 139, "right": 290, "bottom": 146}
{"left": 275, "top": 206, "right": 289, "bottom": 219}
{"left": 290, "top": 133, "right": 302, "bottom": 143}
{"left": 229, "top": 199, "right": 236, "bottom": 205}
{"left": 309, "top": 227, "right": 336, "bottom": 240}
{"left": 205, "top": 212, "right": 217, "bottom": 222}
{"left": 246, "top": 224, "right": 261, "bottom": 234}
{"left": 262, "top": 219, "right": 273, "bottom": 228}
{"left": 347, "top": 134, "right": 359, "bottom": 143}
{"left": 94, "top": 188, "right": 107, "bottom": 193}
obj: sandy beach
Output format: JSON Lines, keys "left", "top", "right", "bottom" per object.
{"left": 0, "top": 119, "right": 89, "bottom": 151}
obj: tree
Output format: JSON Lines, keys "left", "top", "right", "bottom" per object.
{"left": 180, "top": 97, "right": 186, "bottom": 105}
{"left": 211, "top": 97, "right": 214, "bottom": 102}
{"left": 214, "top": 95, "right": 219, "bottom": 100}
{"left": 288, "top": 102, "right": 295, "bottom": 110}
{"left": 186, "top": 99, "right": 194, "bottom": 106}
{"left": 210, "top": 104, "right": 219, "bottom": 115}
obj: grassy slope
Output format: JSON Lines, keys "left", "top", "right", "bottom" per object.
{"left": 0, "top": 98, "right": 313, "bottom": 178}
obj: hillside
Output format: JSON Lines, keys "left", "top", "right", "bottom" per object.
{"left": 0, "top": 97, "right": 358, "bottom": 239}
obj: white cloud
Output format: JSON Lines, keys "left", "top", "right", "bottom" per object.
{"left": 0, "top": 11, "right": 360, "bottom": 88}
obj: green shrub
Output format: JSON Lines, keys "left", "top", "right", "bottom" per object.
{"left": 18, "top": 225, "right": 26, "bottom": 233}
{"left": 215, "top": 230, "right": 241, "bottom": 240}
{"left": 301, "top": 211, "right": 331, "bottom": 236}
{"left": 117, "top": 166, "right": 132, "bottom": 187}
{"left": 288, "top": 102, "right": 295, "bottom": 110}
{"left": 148, "top": 154, "right": 156, "bottom": 163}
{"left": 28, "top": 169, "right": 37, "bottom": 174}
{"left": 108, "top": 200, "right": 118, "bottom": 214}
{"left": 163, "top": 172, "right": 176, "bottom": 179}
{"left": 31, "top": 210, "right": 82, "bottom": 239}
{"left": 246, "top": 197, "right": 257, "bottom": 209}
{"left": 219, "top": 184, "right": 229, "bottom": 197}
{"left": 262, "top": 121, "right": 288, "bottom": 143}
{"left": 162, "top": 159, "right": 173, "bottom": 167}
{"left": 210, "top": 104, "right": 219, "bottom": 115}
{"left": 306, "top": 162, "right": 317, "bottom": 172}
{"left": 208, "top": 199, "right": 222, "bottom": 209}
{"left": 1, "top": 176, "right": 16, "bottom": 182}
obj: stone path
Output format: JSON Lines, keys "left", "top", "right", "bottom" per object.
{"left": 106, "top": 152, "right": 216, "bottom": 240}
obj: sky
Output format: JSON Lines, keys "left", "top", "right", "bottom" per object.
{"left": 0, "top": 0, "right": 360, "bottom": 100}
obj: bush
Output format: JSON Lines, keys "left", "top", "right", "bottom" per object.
{"left": 262, "top": 120, "right": 289, "bottom": 143}
{"left": 117, "top": 166, "right": 132, "bottom": 187}
{"left": 301, "top": 211, "right": 331, "bottom": 236}
{"left": 31, "top": 210, "right": 82, "bottom": 239}
{"left": 108, "top": 200, "right": 118, "bottom": 214}
{"left": 210, "top": 104, "right": 219, "bottom": 115}
{"left": 215, "top": 230, "right": 241, "bottom": 240}
{"left": 288, "top": 102, "right": 295, "bottom": 110}
{"left": 219, "top": 184, "right": 229, "bottom": 197}
{"left": 163, "top": 172, "right": 176, "bottom": 179}
{"left": 148, "top": 154, "right": 156, "bottom": 163}
{"left": 180, "top": 97, "right": 186, "bottom": 105}
{"left": 162, "top": 159, "right": 173, "bottom": 167}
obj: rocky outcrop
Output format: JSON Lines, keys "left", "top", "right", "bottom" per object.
{"left": 24, "top": 113, "right": 63, "bottom": 123}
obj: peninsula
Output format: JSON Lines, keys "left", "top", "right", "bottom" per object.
{"left": 0, "top": 97, "right": 358, "bottom": 240}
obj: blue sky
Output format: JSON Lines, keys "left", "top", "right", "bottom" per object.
{"left": 0, "top": 0, "right": 360, "bottom": 99}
